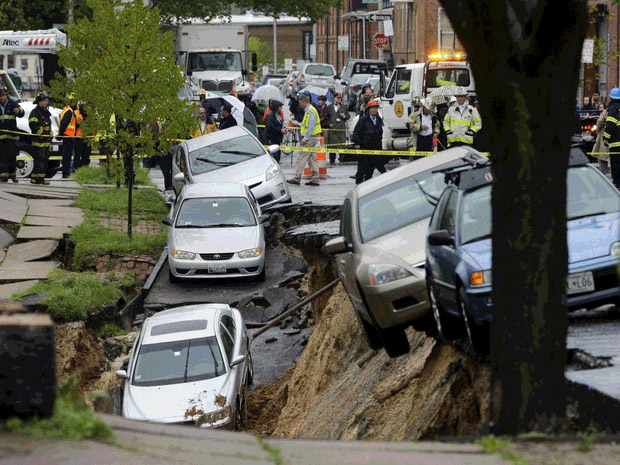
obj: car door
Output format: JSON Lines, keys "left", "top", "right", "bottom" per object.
{"left": 172, "top": 145, "right": 188, "bottom": 195}
{"left": 221, "top": 314, "right": 242, "bottom": 392}
{"left": 334, "top": 198, "right": 366, "bottom": 317}
{"left": 427, "top": 189, "right": 460, "bottom": 315}
{"left": 381, "top": 68, "right": 413, "bottom": 132}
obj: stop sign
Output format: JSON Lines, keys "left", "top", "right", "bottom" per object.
{"left": 373, "top": 33, "right": 389, "bottom": 50}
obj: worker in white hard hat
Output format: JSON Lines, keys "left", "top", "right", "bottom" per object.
{"left": 409, "top": 98, "right": 440, "bottom": 154}
{"left": 444, "top": 89, "right": 481, "bottom": 147}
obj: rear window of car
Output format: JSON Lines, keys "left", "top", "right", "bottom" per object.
{"left": 305, "top": 64, "right": 334, "bottom": 76}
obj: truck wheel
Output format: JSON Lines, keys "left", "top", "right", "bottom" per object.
{"left": 16, "top": 148, "right": 34, "bottom": 178}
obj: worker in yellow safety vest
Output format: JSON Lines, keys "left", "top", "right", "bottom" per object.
{"left": 59, "top": 94, "right": 84, "bottom": 178}
{"left": 443, "top": 88, "right": 481, "bottom": 147}
{"left": 287, "top": 93, "right": 322, "bottom": 186}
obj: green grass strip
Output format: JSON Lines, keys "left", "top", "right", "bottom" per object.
{"left": 72, "top": 165, "right": 154, "bottom": 187}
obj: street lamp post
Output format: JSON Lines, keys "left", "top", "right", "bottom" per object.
{"left": 273, "top": 17, "right": 278, "bottom": 73}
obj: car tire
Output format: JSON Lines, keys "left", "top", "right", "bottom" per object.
{"left": 411, "top": 311, "right": 438, "bottom": 339}
{"left": 253, "top": 266, "right": 266, "bottom": 282}
{"left": 428, "top": 278, "right": 461, "bottom": 341}
{"left": 246, "top": 347, "right": 254, "bottom": 386}
{"left": 458, "top": 287, "right": 489, "bottom": 355}
{"left": 235, "top": 387, "right": 248, "bottom": 430}
{"left": 377, "top": 325, "right": 410, "bottom": 358}
{"left": 354, "top": 280, "right": 384, "bottom": 350}
{"left": 168, "top": 269, "right": 181, "bottom": 284}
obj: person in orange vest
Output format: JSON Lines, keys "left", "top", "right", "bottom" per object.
{"left": 59, "top": 93, "right": 84, "bottom": 178}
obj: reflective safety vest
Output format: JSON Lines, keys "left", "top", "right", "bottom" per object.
{"left": 443, "top": 104, "right": 482, "bottom": 146}
{"left": 59, "top": 106, "right": 83, "bottom": 137}
{"left": 300, "top": 105, "right": 322, "bottom": 136}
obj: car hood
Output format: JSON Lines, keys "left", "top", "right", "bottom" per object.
{"left": 173, "top": 227, "right": 258, "bottom": 253}
{"left": 567, "top": 212, "right": 620, "bottom": 263}
{"left": 123, "top": 376, "right": 229, "bottom": 422}
{"left": 366, "top": 218, "right": 430, "bottom": 266}
{"left": 193, "top": 70, "right": 241, "bottom": 81}
{"left": 460, "top": 238, "right": 491, "bottom": 270}
{"left": 193, "top": 155, "right": 272, "bottom": 185}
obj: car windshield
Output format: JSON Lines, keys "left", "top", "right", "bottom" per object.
{"left": 187, "top": 51, "right": 242, "bottom": 72}
{"left": 358, "top": 165, "right": 459, "bottom": 243}
{"left": 460, "top": 185, "right": 492, "bottom": 245}
{"left": 189, "top": 135, "right": 265, "bottom": 175}
{"left": 427, "top": 68, "right": 470, "bottom": 88}
{"left": 132, "top": 337, "right": 226, "bottom": 386}
{"left": 305, "top": 64, "right": 334, "bottom": 76}
{"left": 351, "top": 74, "right": 373, "bottom": 85}
{"left": 567, "top": 166, "right": 620, "bottom": 220}
{"left": 176, "top": 197, "right": 256, "bottom": 228}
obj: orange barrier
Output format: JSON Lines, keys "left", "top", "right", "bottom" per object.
{"left": 303, "top": 135, "right": 328, "bottom": 179}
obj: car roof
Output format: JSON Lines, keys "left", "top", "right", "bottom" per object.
{"left": 354, "top": 147, "right": 486, "bottom": 199}
{"left": 183, "top": 125, "right": 254, "bottom": 152}
{"left": 181, "top": 182, "right": 248, "bottom": 199}
{"left": 141, "top": 304, "right": 230, "bottom": 344}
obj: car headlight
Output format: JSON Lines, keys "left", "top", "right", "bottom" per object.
{"left": 368, "top": 264, "right": 412, "bottom": 285}
{"left": 171, "top": 250, "right": 196, "bottom": 260}
{"left": 197, "top": 405, "right": 232, "bottom": 427}
{"left": 265, "top": 163, "right": 280, "bottom": 181}
{"left": 471, "top": 270, "right": 492, "bottom": 286}
{"left": 611, "top": 242, "right": 620, "bottom": 258}
{"left": 238, "top": 248, "right": 263, "bottom": 259}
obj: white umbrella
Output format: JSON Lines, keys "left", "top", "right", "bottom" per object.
{"left": 428, "top": 85, "right": 467, "bottom": 104}
{"left": 251, "top": 85, "right": 284, "bottom": 103}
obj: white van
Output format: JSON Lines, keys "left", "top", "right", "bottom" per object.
{"left": 380, "top": 53, "right": 476, "bottom": 150}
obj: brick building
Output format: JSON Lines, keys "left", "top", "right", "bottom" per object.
{"left": 314, "top": 0, "right": 459, "bottom": 72}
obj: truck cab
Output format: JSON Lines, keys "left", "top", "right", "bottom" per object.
{"left": 380, "top": 52, "right": 476, "bottom": 150}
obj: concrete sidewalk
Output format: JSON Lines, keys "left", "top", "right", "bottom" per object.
{"left": 0, "top": 415, "right": 509, "bottom": 465}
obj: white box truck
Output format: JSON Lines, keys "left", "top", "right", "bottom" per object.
{"left": 175, "top": 24, "right": 257, "bottom": 98}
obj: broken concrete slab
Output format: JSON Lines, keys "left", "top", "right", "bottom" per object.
{"left": 5, "top": 240, "right": 58, "bottom": 263}
{"left": 0, "top": 200, "right": 28, "bottom": 223}
{"left": 16, "top": 226, "right": 70, "bottom": 240}
{"left": 27, "top": 199, "right": 75, "bottom": 207}
{"left": 24, "top": 216, "right": 83, "bottom": 228}
{"left": 0, "top": 186, "right": 79, "bottom": 199}
{"left": 0, "top": 261, "right": 58, "bottom": 281}
{"left": 26, "top": 206, "right": 84, "bottom": 218}
{"left": 0, "top": 190, "right": 28, "bottom": 204}
{"left": 0, "top": 228, "right": 15, "bottom": 249}
{"left": 0, "top": 280, "right": 40, "bottom": 300}
{"left": 0, "top": 250, "right": 5, "bottom": 263}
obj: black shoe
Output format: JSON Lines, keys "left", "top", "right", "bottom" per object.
{"left": 9, "top": 176, "right": 18, "bottom": 183}
{"left": 305, "top": 181, "right": 320, "bottom": 186}
{"left": 286, "top": 178, "right": 300, "bottom": 185}
{"left": 349, "top": 175, "right": 356, "bottom": 179}
{"left": 62, "top": 174, "right": 70, "bottom": 179}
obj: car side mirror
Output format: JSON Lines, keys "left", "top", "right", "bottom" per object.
{"left": 187, "top": 70, "right": 193, "bottom": 77}
{"left": 173, "top": 172, "right": 185, "bottom": 183}
{"left": 230, "top": 354, "right": 246, "bottom": 367}
{"left": 268, "top": 144, "right": 280, "bottom": 155}
{"left": 428, "top": 230, "right": 455, "bottom": 247}
{"left": 162, "top": 217, "right": 173, "bottom": 227}
{"left": 334, "top": 74, "right": 340, "bottom": 80}
{"left": 323, "top": 236, "right": 350, "bottom": 255}
{"left": 251, "top": 52, "right": 258, "bottom": 72}
{"left": 242, "top": 68, "right": 248, "bottom": 77}
{"left": 115, "top": 369, "right": 128, "bottom": 380}
{"left": 341, "top": 80, "right": 348, "bottom": 86}
{"left": 258, "top": 214, "right": 269, "bottom": 225}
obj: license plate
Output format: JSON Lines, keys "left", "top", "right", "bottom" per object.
{"left": 208, "top": 265, "right": 226, "bottom": 274}
{"left": 567, "top": 271, "right": 594, "bottom": 295}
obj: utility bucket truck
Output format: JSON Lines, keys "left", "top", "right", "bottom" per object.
{"left": 175, "top": 24, "right": 257, "bottom": 99}
{"left": 380, "top": 51, "right": 476, "bottom": 150}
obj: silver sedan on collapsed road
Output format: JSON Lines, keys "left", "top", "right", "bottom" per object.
{"left": 172, "top": 126, "right": 291, "bottom": 208}
{"left": 324, "top": 148, "right": 487, "bottom": 358}
{"left": 117, "top": 303, "right": 252, "bottom": 429}
{"left": 164, "top": 183, "right": 268, "bottom": 282}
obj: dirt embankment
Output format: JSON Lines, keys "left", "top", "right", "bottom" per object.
{"left": 248, "top": 283, "right": 491, "bottom": 440}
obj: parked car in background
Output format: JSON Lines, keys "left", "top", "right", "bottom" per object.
{"left": 295, "top": 62, "right": 336, "bottom": 91}
{"left": 118, "top": 303, "right": 253, "bottom": 429}
{"left": 343, "top": 74, "right": 382, "bottom": 111}
{"left": 171, "top": 125, "right": 290, "bottom": 207}
{"left": 259, "top": 73, "right": 287, "bottom": 87}
{"left": 425, "top": 148, "right": 620, "bottom": 354}
{"left": 280, "top": 70, "right": 299, "bottom": 97}
{"left": 324, "top": 148, "right": 487, "bottom": 357}
{"left": 164, "top": 183, "right": 268, "bottom": 282}
{"left": 337, "top": 59, "right": 388, "bottom": 95}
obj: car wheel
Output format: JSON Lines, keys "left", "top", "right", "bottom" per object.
{"left": 354, "top": 280, "right": 384, "bottom": 350}
{"left": 377, "top": 325, "right": 410, "bottom": 358}
{"left": 458, "top": 287, "right": 489, "bottom": 355}
{"left": 16, "top": 148, "right": 34, "bottom": 178}
{"left": 246, "top": 347, "right": 254, "bottom": 386}
{"left": 411, "top": 311, "right": 438, "bottom": 339}
{"left": 235, "top": 388, "right": 248, "bottom": 430}
{"left": 168, "top": 269, "right": 181, "bottom": 284}
{"left": 428, "top": 279, "right": 461, "bottom": 341}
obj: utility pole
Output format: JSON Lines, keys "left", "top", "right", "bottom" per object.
{"left": 68, "top": 0, "right": 74, "bottom": 22}
{"left": 377, "top": 0, "right": 383, "bottom": 60}
{"left": 273, "top": 17, "right": 278, "bottom": 73}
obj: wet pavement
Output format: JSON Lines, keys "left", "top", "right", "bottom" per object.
{"left": 567, "top": 307, "right": 620, "bottom": 400}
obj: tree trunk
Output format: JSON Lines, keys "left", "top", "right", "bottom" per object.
{"left": 126, "top": 151, "right": 133, "bottom": 239}
{"left": 438, "top": 0, "right": 589, "bottom": 433}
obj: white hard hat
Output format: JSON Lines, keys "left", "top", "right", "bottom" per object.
{"left": 449, "top": 96, "right": 457, "bottom": 104}
{"left": 422, "top": 98, "right": 436, "bottom": 112}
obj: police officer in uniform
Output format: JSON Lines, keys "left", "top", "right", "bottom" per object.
{"left": 0, "top": 86, "right": 25, "bottom": 183}
{"left": 28, "top": 91, "right": 53, "bottom": 185}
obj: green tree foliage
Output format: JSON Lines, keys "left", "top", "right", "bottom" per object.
{"left": 0, "top": 0, "right": 90, "bottom": 30}
{"left": 53, "top": 0, "right": 192, "bottom": 237}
